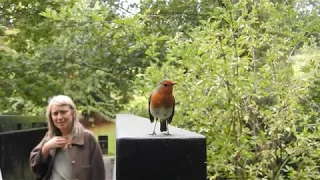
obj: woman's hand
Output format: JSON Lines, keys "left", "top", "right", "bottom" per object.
{"left": 44, "top": 137, "right": 68, "bottom": 150}
{"left": 41, "top": 136, "right": 68, "bottom": 160}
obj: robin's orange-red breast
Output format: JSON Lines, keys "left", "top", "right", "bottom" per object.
{"left": 148, "top": 79, "right": 176, "bottom": 135}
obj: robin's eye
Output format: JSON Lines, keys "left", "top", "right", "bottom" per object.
{"left": 164, "top": 84, "right": 168, "bottom": 86}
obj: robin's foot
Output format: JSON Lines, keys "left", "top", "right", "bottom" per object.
{"left": 164, "top": 124, "right": 170, "bottom": 135}
{"left": 163, "top": 131, "right": 170, "bottom": 135}
{"left": 149, "top": 131, "right": 156, "bottom": 135}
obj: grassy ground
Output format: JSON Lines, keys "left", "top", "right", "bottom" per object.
{"left": 86, "top": 122, "right": 116, "bottom": 156}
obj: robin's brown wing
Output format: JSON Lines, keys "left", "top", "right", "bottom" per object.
{"left": 167, "top": 96, "right": 175, "bottom": 124}
{"left": 148, "top": 93, "right": 155, "bottom": 123}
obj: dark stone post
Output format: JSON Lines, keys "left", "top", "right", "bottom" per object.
{"left": 115, "top": 114, "right": 207, "bottom": 180}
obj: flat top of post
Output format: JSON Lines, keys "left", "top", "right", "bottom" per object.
{"left": 116, "top": 114, "right": 205, "bottom": 139}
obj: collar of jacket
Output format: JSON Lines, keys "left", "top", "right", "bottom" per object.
{"left": 71, "top": 133, "right": 84, "bottom": 145}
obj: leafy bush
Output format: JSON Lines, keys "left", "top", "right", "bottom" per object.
{"left": 126, "top": 1, "right": 320, "bottom": 179}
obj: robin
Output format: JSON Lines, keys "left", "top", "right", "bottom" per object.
{"left": 148, "top": 79, "right": 176, "bottom": 135}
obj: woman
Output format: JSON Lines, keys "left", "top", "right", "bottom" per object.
{"left": 29, "top": 95, "right": 106, "bottom": 180}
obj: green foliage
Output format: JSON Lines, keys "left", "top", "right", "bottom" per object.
{"left": 126, "top": 0, "right": 320, "bottom": 179}
{"left": 0, "top": 0, "right": 152, "bottom": 116}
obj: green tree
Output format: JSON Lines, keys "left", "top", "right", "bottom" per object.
{"left": 0, "top": 0, "right": 151, "bottom": 116}
{"left": 127, "top": 0, "right": 320, "bottom": 179}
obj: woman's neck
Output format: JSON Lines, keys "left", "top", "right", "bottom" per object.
{"left": 60, "top": 129, "right": 71, "bottom": 137}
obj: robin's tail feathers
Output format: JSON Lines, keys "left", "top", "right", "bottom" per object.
{"left": 160, "top": 121, "right": 167, "bottom": 132}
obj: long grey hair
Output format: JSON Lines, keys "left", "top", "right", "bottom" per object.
{"left": 45, "top": 95, "right": 84, "bottom": 138}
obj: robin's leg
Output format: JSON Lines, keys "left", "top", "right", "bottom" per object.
{"left": 149, "top": 120, "right": 157, "bottom": 135}
{"left": 165, "top": 120, "right": 170, "bottom": 135}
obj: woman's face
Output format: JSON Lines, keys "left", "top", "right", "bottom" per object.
{"left": 51, "top": 104, "right": 74, "bottom": 134}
